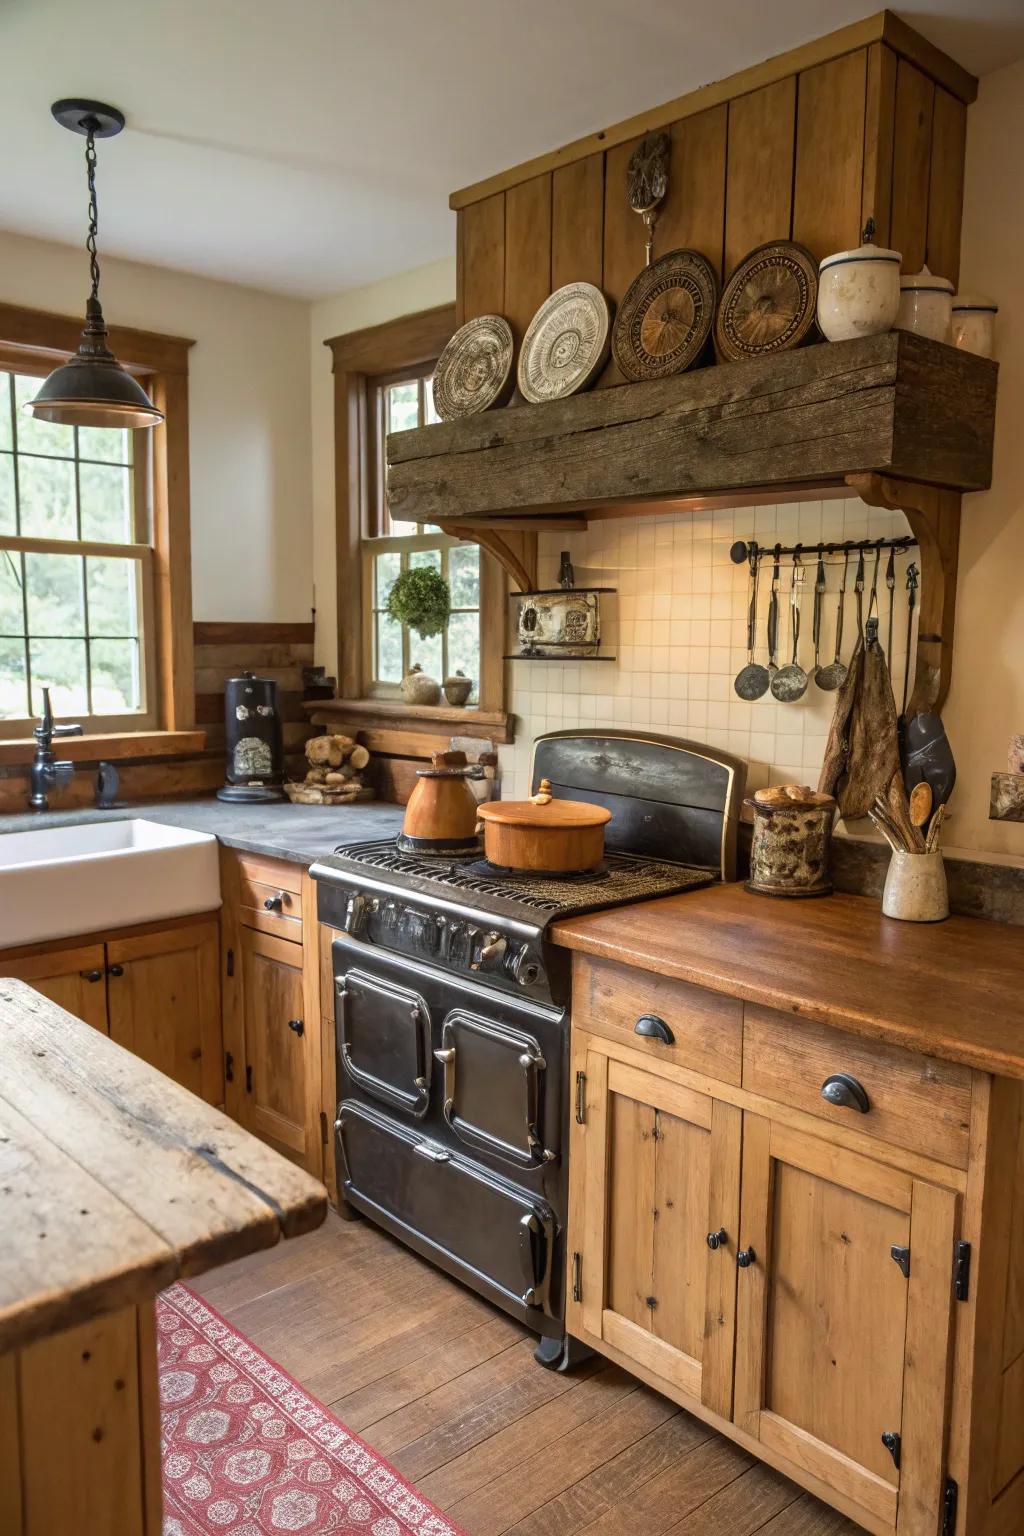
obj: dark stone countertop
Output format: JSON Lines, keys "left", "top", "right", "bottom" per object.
{"left": 0, "top": 796, "right": 406, "bottom": 866}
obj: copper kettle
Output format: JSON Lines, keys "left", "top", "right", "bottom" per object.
{"left": 398, "top": 751, "right": 484, "bottom": 853}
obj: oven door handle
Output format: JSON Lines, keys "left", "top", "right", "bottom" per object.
{"left": 520, "top": 1049, "right": 556, "bottom": 1166}
{"left": 435, "top": 1044, "right": 457, "bottom": 1125}
{"left": 517, "top": 1210, "right": 546, "bottom": 1308}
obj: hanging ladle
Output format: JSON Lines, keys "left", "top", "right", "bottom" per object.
{"left": 734, "top": 547, "right": 771, "bottom": 700}
{"left": 816, "top": 548, "right": 850, "bottom": 691}
{"left": 771, "top": 548, "right": 809, "bottom": 701}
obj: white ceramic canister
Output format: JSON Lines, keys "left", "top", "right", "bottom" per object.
{"left": 896, "top": 265, "right": 953, "bottom": 342}
{"left": 882, "top": 848, "right": 949, "bottom": 923}
{"left": 951, "top": 295, "right": 998, "bottom": 358}
{"left": 817, "top": 221, "right": 902, "bottom": 342}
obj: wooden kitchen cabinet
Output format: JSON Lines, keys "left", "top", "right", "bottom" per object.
{"left": 106, "top": 921, "right": 222, "bottom": 1104}
{"left": 569, "top": 1033, "right": 741, "bottom": 1418}
{"left": 221, "top": 847, "right": 324, "bottom": 1179}
{"left": 0, "top": 943, "right": 109, "bottom": 1033}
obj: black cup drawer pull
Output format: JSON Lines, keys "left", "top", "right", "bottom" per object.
{"left": 821, "top": 1073, "right": 870, "bottom": 1114}
{"left": 634, "top": 1014, "right": 675, "bottom": 1045}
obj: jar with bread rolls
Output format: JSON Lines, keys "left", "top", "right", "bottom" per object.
{"left": 746, "top": 785, "right": 836, "bottom": 897}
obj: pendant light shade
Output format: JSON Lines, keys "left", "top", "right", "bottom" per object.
{"left": 27, "top": 100, "right": 163, "bottom": 431}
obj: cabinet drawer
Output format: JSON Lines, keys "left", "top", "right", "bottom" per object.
{"left": 572, "top": 955, "right": 742, "bottom": 1085}
{"left": 743, "top": 1005, "right": 972, "bottom": 1169}
{"left": 237, "top": 857, "right": 303, "bottom": 941}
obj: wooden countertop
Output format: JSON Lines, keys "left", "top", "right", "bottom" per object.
{"left": 0, "top": 981, "right": 327, "bottom": 1356}
{"left": 552, "top": 882, "right": 1024, "bottom": 1080}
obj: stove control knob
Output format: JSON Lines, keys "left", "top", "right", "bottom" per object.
{"left": 511, "top": 946, "right": 541, "bottom": 988}
{"left": 344, "top": 893, "right": 377, "bottom": 936}
{"left": 470, "top": 931, "right": 506, "bottom": 970}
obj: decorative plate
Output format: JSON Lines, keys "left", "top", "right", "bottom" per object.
{"left": 517, "top": 283, "right": 612, "bottom": 404}
{"left": 612, "top": 249, "right": 718, "bottom": 381}
{"left": 715, "top": 241, "right": 818, "bottom": 362}
{"left": 432, "top": 314, "right": 515, "bottom": 420}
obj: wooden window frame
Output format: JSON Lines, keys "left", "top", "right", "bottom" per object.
{"left": 326, "top": 304, "right": 507, "bottom": 720}
{"left": 0, "top": 303, "right": 197, "bottom": 758}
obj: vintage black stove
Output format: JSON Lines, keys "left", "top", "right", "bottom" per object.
{"left": 312, "top": 730, "right": 745, "bottom": 1369}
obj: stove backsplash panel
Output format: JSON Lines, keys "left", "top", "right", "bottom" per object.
{"left": 501, "top": 496, "right": 913, "bottom": 801}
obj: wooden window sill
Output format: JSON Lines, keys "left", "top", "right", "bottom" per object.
{"left": 304, "top": 698, "right": 513, "bottom": 744}
{"left": 0, "top": 730, "right": 207, "bottom": 768}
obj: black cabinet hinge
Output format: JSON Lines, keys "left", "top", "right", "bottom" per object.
{"left": 941, "top": 1477, "right": 959, "bottom": 1536}
{"left": 225, "top": 1051, "right": 234, "bottom": 1084}
{"left": 319, "top": 1110, "right": 328, "bottom": 1145}
{"left": 245, "top": 1063, "right": 253, "bottom": 1093}
{"left": 226, "top": 947, "right": 235, "bottom": 978}
{"left": 575, "top": 1071, "right": 586, "bottom": 1125}
{"left": 881, "top": 1431, "right": 901, "bottom": 1470}
{"left": 571, "top": 1251, "right": 582, "bottom": 1304}
{"left": 954, "top": 1240, "right": 971, "bottom": 1301}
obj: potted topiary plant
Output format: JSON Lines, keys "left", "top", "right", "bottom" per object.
{"left": 387, "top": 568, "right": 451, "bottom": 705}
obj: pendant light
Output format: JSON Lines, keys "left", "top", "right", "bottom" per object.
{"left": 27, "top": 100, "right": 163, "bottom": 430}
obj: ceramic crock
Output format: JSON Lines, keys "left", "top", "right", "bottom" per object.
{"left": 401, "top": 663, "right": 441, "bottom": 705}
{"left": 817, "top": 221, "right": 901, "bottom": 343}
{"left": 951, "top": 295, "right": 998, "bottom": 358}
{"left": 896, "top": 265, "right": 953, "bottom": 342}
{"left": 882, "top": 848, "right": 949, "bottom": 922}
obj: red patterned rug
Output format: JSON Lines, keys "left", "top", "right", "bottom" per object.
{"left": 157, "top": 1283, "right": 467, "bottom": 1536}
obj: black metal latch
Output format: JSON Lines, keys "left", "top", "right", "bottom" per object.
{"left": 575, "top": 1071, "right": 586, "bottom": 1125}
{"left": 891, "top": 1244, "right": 911, "bottom": 1279}
{"left": 942, "top": 1477, "right": 959, "bottom": 1536}
{"left": 954, "top": 1240, "right": 971, "bottom": 1302}
{"left": 225, "top": 1051, "right": 234, "bottom": 1084}
{"left": 571, "top": 1251, "right": 582, "bottom": 1304}
{"left": 881, "top": 1431, "right": 901, "bottom": 1470}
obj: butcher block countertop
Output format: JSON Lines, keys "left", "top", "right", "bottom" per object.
{"left": 0, "top": 980, "right": 327, "bottom": 1356}
{"left": 552, "top": 882, "right": 1024, "bottom": 1080}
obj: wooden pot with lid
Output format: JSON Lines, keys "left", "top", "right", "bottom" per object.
{"left": 398, "top": 751, "right": 484, "bottom": 854}
{"left": 477, "top": 779, "right": 612, "bottom": 873}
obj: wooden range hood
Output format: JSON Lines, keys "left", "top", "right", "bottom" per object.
{"left": 386, "top": 331, "right": 998, "bottom": 714}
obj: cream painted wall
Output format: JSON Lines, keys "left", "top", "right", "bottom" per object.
{"left": 309, "top": 258, "right": 456, "bottom": 679}
{"left": 0, "top": 229, "right": 313, "bottom": 622}
{"left": 942, "top": 57, "right": 1024, "bottom": 857}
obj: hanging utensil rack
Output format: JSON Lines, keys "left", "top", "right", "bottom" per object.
{"left": 729, "top": 535, "right": 917, "bottom": 566}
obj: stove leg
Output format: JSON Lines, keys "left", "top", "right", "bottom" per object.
{"left": 534, "top": 1333, "right": 592, "bottom": 1372}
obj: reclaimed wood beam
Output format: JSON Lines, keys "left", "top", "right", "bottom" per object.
{"left": 387, "top": 333, "right": 996, "bottom": 528}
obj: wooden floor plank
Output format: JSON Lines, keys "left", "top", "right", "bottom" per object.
{"left": 190, "top": 1210, "right": 862, "bottom": 1536}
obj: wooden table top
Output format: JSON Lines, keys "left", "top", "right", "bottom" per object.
{"left": 553, "top": 882, "right": 1024, "bottom": 1080}
{"left": 0, "top": 981, "right": 327, "bottom": 1356}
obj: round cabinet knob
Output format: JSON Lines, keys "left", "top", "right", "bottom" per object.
{"left": 737, "top": 1247, "right": 757, "bottom": 1269}
{"left": 821, "top": 1073, "right": 870, "bottom": 1114}
{"left": 107, "top": 964, "right": 124, "bottom": 978}
{"left": 79, "top": 968, "right": 103, "bottom": 983}
{"left": 287, "top": 1018, "right": 304, "bottom": 1036}
{"left": 706, "top": 1228, "right": 728, "bottom": 1251}
{"left": 264, "top": 891, "right": 285, "bottom": 912}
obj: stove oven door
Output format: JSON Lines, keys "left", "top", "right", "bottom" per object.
{"left": 438, "top": 1010, "right": 555, "bottom": 1169}
{"left": 335, "top": 964, "right": 431, "bottom": 1117}
{"left": 337, "top": 1101, "right": 559, "bottom": 1329}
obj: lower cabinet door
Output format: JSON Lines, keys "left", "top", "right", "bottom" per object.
{"left": 237, "top": 928, "right": 315, "bottom": 1169}
{"left": 107, "top": 921, "right": 222, "bottom": 1102}
{"left": 0, "top": 944, "right": 109, "bottom": 1033}
{"left": 733, "top": 1115, "right": 959, "bottom": 1534}
{"left": 567, "top": 1036, "right": 742, "bottom": 1417}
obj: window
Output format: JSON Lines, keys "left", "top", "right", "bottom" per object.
{"left": 0, "top": 366, "right": 154, "bottom": 731}
{"left": 363, "top": 366, "right": 480, "bottom": 702}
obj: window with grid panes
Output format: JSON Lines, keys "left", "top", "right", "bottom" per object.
{"left": 365, "top": 368, "right": 480, "bottom": 701}
{"left": 0, "top": 368, "right": 154, "bottom": 731}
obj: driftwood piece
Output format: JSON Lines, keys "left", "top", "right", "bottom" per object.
{"left": 387, "top": 332, "right": 997, "bottom": 525}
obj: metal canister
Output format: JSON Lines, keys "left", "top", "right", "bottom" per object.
{"left": 745, "top": 788, "right": 836, "bottom": 897}
{"left": 217, "top": 671, "right": 285, "bottom": 803}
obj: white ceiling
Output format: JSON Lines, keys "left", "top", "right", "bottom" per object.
{"left": 2, "top": 0, "right": 1022, "bottom": 300}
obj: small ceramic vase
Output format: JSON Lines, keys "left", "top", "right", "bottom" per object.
{"left": 401, "top": 663, "right": 442, "bottom": 706}
{"left": 882, "top": 849, "right": 949, "bottom": 923}
{"left": 817, "top": 221, "right": 901, "bottom": 342}
{"left": 443, "top": 670, "right": 474, "bottom": 706}
{"left": 951, "top": 296, "right": 998, "bottom": 358}
{"left": 896, "top": 265, "right": 953, "bottom": 342}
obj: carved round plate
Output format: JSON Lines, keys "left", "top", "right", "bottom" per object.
{"left": 432, "top": 314, "right": 515, "bottom": 420}
{"left": 715, "top": 241, "right": 818, "bottom": 363}
{"left": 613, "top": 249, "right": 718, "bottom": 382}
{"left": 517, "top": 283, "right": 612, "bottom": 404}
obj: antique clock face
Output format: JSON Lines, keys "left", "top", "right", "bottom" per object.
{"left": 612, "top": 249, "right": 718, "bottom": 381}
{"left": 517, "top": 283, "right": 612, "bottom": 403}
{"left": 715, "top": 241, "right": 819, "bottom": 362}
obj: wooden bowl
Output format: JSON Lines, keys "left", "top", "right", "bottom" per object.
{"left": 477, "top": 780, "right": 612, "bottom": 872}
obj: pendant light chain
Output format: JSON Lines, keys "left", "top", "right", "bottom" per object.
{"left": 84, "top": 126, "right": 101, "bottom": 301}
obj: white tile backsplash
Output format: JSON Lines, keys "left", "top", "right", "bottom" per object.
{"left": 499, "top": 497, "right": 917, "bottom": 799}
